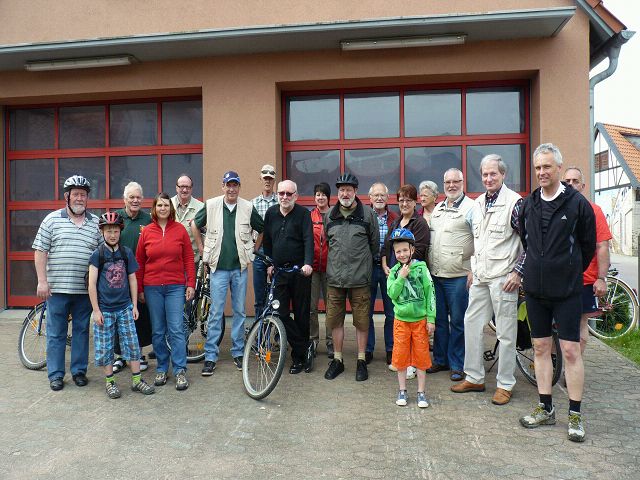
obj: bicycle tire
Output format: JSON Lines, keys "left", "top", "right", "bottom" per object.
{"left": 242, "top": 314, "right": 287, "bottom": 400}
{"left": 588, "top": 276, "right": 639, "bottom": 340}
{"left": 516, "top": 332, "right": 563, "bottom": 387}
{"left": 18, "top": 303, "right": 48, "bottom": 370}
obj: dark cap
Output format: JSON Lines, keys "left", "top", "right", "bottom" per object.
{"left": 222, "top": 171, "right": 241, "bottom": 184}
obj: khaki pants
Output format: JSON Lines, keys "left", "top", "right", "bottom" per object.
{"left": 325, "top": 285, "right": 370, "bottom": 331}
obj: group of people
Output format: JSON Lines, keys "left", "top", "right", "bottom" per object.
{"left": 33, "top": 142, "right": 609, "bottom": 443}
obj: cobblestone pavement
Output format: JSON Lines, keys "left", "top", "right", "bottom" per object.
{"left": 2, "top": 311, "right": 639, "bottom": 480}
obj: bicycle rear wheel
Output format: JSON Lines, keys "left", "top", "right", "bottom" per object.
{"left": 18, "top": 303, "right": 48, "bottom": 370}
{"left": 242, "top": 314, "right": 287, "bottom": 400}
{"left": 588, "top": 276, "right": 638, "bottom": 340}
{"left": 516, "top": 332, "right": 563, "bottom": 387}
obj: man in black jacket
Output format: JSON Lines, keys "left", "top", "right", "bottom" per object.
{"left": 518, "top": 143, "right": 596, "bottom": 443}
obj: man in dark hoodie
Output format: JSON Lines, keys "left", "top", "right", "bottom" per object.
{"left": 518, "top": 143, "right": 596, "bottom": 443}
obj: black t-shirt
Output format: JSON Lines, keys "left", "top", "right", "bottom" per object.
{"left": 540, "top": 197, "right": 562, "bottom": 236}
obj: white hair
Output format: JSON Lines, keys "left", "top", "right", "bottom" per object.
{"left": 533, "top": 143, "right": 563, "bottom": 166}
{"left": 123, "top": 181, "right": 143, "bottom": 198}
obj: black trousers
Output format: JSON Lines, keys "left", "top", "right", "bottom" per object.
{"left": 273, "top": 270, "right": 311, "bottom": 363}
{"left": 115, "top": 301, "right": 152, "bottom": 355}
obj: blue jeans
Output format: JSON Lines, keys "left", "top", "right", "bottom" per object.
{"left": 46, "top": 293, "right": 92, "bottom": 381}
{"left": 205, "top": 268, "right": 247, "bottom": 362}
{"left": 432, "top": 276, "right": 468, "bottom": 371}
{"left": 145, "top": 284, "right": 187, "bottom": 375}
{"left": 367, "top": 263, "right": 395, "bottom": 353}
{"left": 252, "top": 247, "right": 268, "bottom": 316}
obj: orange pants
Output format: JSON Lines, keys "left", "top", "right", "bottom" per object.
{"left": 391, "top": 319, "right": 431, "bottom": 371}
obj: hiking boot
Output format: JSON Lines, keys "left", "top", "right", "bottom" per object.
{"left": 417, "top": 391, "right": 430, "bottom": 408}
{"left": 324, "top": 359, "right": 344, "bottom": 380}
{"left": 520, "top": 403, "right": 556, "bottom": 428}
{"left": 201, "top": 361, "right": 216, "bottom": 376}
{"left": 567, "top": 411, "right": 586, "bottom": 442}
{"left": 154, "top": 372, "right": 167, "bottom": 386}
{"left": 233, "top": 356, "right": 243, "bottom": 371}
{"left": 175, "top": 370, "right": 189, "bottom": 391}
{"left": 396, "top": 390, "right": 408, "bottom": 406}
{"left": 356, "top": 359, "right": 368, "bottom": 381}
{"left": 106, "top": 381, "right": 121, "bottom": 399}
{"left": 406, "top": 366, "right": 416, "bottom": 380}
{"left": 131, "top": 379, "right": 155, "bottom": 395}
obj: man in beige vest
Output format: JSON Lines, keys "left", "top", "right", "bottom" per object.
{"left": 427, "top": 168, "right": 474, "bottom": 381}
{"left": 191, "top": 171, "right": 264, "bottom": 376}
{"left": 171, "top": 174, "right": 204, "bottom": 261}
{"left": 451, "top": 154, "right": 523, "bottom": 405}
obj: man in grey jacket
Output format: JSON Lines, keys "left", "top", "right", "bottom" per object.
{"left": 323, "top": 173, "right": 379, "bottom": 382}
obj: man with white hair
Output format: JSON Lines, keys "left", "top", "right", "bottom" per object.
{"left": 451, "top": 154, "right": 524, "bottom": 406}
{"left": 263, "top": 180, "right": 314, "bottom": 374}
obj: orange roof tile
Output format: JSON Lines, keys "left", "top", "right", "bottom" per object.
{"left": 600, "top": 123, "right": 640, "bottom": 183}
{"left": 586, "top": 1, "right": 627, "bottom": 33}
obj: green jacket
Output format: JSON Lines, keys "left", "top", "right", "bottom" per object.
{"left": 387, "top": 260, "right": 436, "bottom": 323}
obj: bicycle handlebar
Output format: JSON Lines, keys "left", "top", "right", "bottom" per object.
{"left": 253, "top": 250, "right": 301, "bottom": 274}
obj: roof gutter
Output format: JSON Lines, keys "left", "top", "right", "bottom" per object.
{"left": 589, "top": 29, "right": 634, "bottom": 200}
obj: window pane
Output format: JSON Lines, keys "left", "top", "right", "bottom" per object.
{"left": 59, "top": 105, "right": 106, "bottom": 149}
{"left": 286, "top": 150, "right": 340, "bottom": 196}
{"left": 466, "top": 87, "right": 525, "bottom": 134}
{"left": 10, "top": 159, "right": 55, "bottom": 201}
{"left": 110, "top": 103, "right": 157, "bottom": 146}
{"left": 405, "top": 146, "right": 462, "bottom": 191}
{"left": 162, "top": 154, "right": 203, "bottom": 199}
{"left": 162, "top": 101, "right": 203, "bottom": 145}
{"left": 466, "top": 144, "right": 526, "bottom": 193}
{"left": 345, "top": 148, "right": 400, "bottom": 195}
{"left": 405, "top": 90, "right": 461, "bottom": 137}
{"left": 10, "top": 210, "right": 49, "bottom": 251}
{"left": 287, "top": 96, "right": 339, "bottom": 141}
{"left": 344, "top": 92, "right": 399, "bottom": 139}
{"left": 10, "top": 261, "right": 37, "bottom": 297}
{"left": 9, "top": 108, "right": 54, "bottom": 150}
{"left": 109, "top": 155, "right": 158, "bottom": 199}
{"left": 58, "top": 157, "right": 106, "bottom": 200}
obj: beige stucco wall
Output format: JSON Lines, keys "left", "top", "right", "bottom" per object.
{"left": 0, "top": 3, "right": 592, "bottom": 309}
{"left": 1, "top": 0, "right": 575, "bottom": 45}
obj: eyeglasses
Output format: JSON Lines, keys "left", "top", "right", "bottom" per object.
{"left": 261, "top": 170, "right": 276, "bottom": 176}
{"left": 277, "top": 191, "right": 296, "bottom": 197}
{"left": 176, "top": 185, "right": 192, "bottom": 190}
{"left": 398, "top": 198, "right": 415, "bottom": 204}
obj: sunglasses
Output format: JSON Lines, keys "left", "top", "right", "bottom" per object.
{"left": 277, "top": 191, "right": 296, "bottom": 197}
{"left": 261, "top": 170, "right": 276, "bottom": 176}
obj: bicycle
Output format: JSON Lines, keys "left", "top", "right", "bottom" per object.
{"left": 242, "top": 251, "right": 294, "bottom": 400}
{"left": 587, "top": 268, "right": 638, "bottom": 340}
{"left": 18, "top": 302, "right": 72, "bottom": 370}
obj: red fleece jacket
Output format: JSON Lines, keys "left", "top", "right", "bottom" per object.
{"left": 135, "top": 219, "right": 195, "bottom": 292}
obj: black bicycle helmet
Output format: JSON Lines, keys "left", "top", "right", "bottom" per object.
{"left": 63, "top": 175, "right": 91, "bottom": 193}
{"left": 336, "top": 173, "right": 359, "bottom": 188}
{"left": 389, "top": 228, "right": 415, "bottom": 245}
{"left": 99, "top": 212, "right": 124, "bottom": 230}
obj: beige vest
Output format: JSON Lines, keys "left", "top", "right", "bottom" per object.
{"left": 428, "top": 196, "right": 474, "bottom": 278}
{"left": 171, "top": 195, "right": 204, "bottom": 260}
{"left": 471, "top": 185, "right": 522, "bottom": 281}
{"left": 202, "top": 196, "right": 255, "bottom": 272}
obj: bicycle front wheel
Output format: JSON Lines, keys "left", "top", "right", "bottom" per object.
{"left": 516, "top": 332, "right": 563, "bottom": 387}
{"left": 18, "top": 303, "right": 48, "bottom": 370}
{"left": 242, "top": 314, "right": 287, "bottom": 400}
{"left": 588, "top": 276, "right": 638, "bottom": 340}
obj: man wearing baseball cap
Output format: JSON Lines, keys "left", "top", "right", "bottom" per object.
{"left": 192, "top": 171, "right": 264, "bottom": 376}
{"left": 251, "top": 164, "right": 278, "bottom": 316}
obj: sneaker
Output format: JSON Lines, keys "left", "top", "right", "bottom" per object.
{"left": 233, "top": 356, "right": 243, "bottom": 371}
{"left": 388, "top": 363, "right": 398, "bottom": 372}
{"left": 175, "top": 370, "right": 189, "bottom": 391}
{"left": 356, "top": 359, "right": 368, "bottom": 381}
{"left": 154, "top": 372, "right": 167, "bottom": 386}
{"left": 567, "top": 411, "right": 586, "bottom": 442}
{"left": 106, "top": 381, "right": 121, "bottom": 399}
{"left": 324, "top": 359, "right": 345, "bottom": 380}
{"left": 131, "top": 379, "right": 155, "bottom": 395}
{"left": 396, "top": 389, "right": 408, "bottom": 406}
{"left": 139, "top": 355, "right": 148, "bottom": 372}
{"left": 201, "top": 361, "right": 216, "bottom": 376}
{"left": 406, "top": 366, "right": 417, "bottom": 380}
{"left": 112, "top": 357, "right": 126, "bottom": 374}
{"left": 417, "top": 391, "right": 430, "bottom": 408}
{"left": 519, "top": 403, "right": 556, "bottom": 428}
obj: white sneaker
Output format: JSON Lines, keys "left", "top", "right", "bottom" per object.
{"left": 406, "top": 366, "right": 417, "bottom": 380}
{"left": 417, "top": 391, "right": 430, "bottom": 408}
{"left": 388, "top": 363, "right": 397, "bottom": 372}
{"left": 396, "top": 390, "right": 408, "bottom": 406}
{"left": 139, "top": 355, "right": 148, "bottom": 372}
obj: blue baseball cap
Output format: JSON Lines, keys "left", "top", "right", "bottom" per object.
{"left": 222, "top": 171, "right": 241, "bottom": 184}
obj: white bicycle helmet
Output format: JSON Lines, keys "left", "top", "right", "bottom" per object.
{"left": 63, "top": 175, "right": 91, "bottom": 193}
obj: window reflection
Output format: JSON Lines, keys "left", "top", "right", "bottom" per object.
{"left": 10, "top": 159, "right": 55, "bottom": 201}
{"left": 345, "top": 148, "right": 400, "bottom": 194}
{"left": 466, "top": 144, "right": 526, "bottom": 192}
{"left": 162, "top": 154, "right": 203, "bottom": 198}
{"left": 58, "top": 157, "right": 106, "bottom": 200}
{"left": 405, "top": 90, "right": 461, "bottom": 137}
{"left": 9, "top": 109, "right": 55, "bottom": 150}
{"left": 344, "top": 92, "right": 399, "bottom": 139}
{"left": 405, "top": 147, "right": 462, "bottom": 190}
{"left": 59, "top": 106, "right": 105, "bottom": 149}
{"left": 109, "top": 155, "right": 158, "bottom": 199}
{"left": 466, "top": 88, "right": 524, "bottom": 135}
{"left": 287, "top": 96, "right": 340, "bottom": 141}
{"left": 286, "top": 150, "right": 340, "bottom": 196}
{"left": 110, "top": 103, "right": 158, "bottom": 146}
{"left": 10, "top": 210, "right": 50, "bottom": 251}
{"left": 162, "top": 101, "right": 203, "bottom": 145}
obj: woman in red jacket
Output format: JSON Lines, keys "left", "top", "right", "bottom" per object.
{"left": 310, "top": 182, "right": 333, "bottom": 358}
{"left": 136, "top": 193, "right": 195, "bottom": 391}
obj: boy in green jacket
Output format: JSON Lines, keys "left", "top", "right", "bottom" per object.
{"left": 387, "top": 228, "right": 436, "bottom": 407}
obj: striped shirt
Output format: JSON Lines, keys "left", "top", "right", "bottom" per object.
{"left": 32, "top": 209, "right": 103, "bottom": 294}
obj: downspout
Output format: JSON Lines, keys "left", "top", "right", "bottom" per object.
{"left": 589, "top": 30, "right": 634, "bottom": 200}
